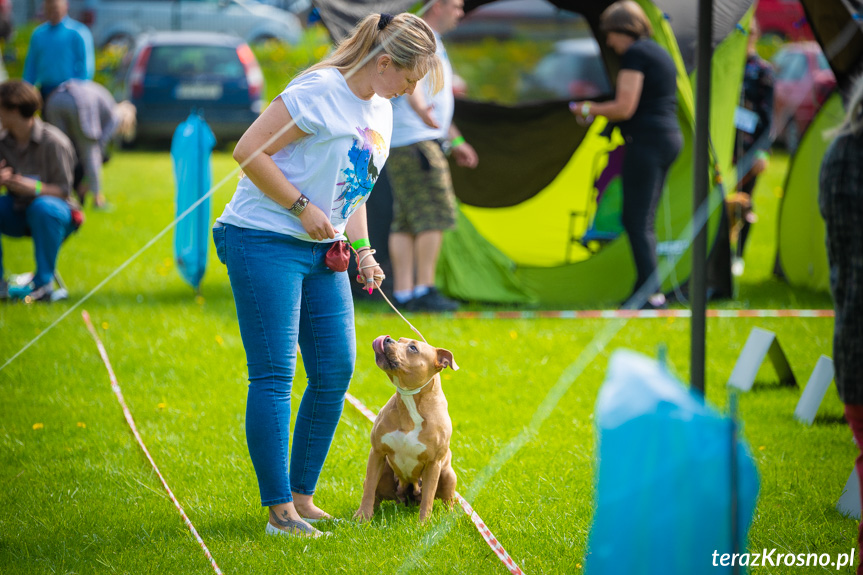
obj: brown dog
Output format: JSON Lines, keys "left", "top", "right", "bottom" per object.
{"left": 354, "top": 335, "right": 459, "bottom": 523}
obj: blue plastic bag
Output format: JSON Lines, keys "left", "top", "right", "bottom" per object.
{"left": 587, "top": 350, "right": 759, "bottom": 574}
{"left": 171, "top": 111, "right": 215, "bottom": 291}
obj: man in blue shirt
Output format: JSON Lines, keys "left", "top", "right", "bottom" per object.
{"left": 23, "top": 0, "right": 95, "bottom": 101}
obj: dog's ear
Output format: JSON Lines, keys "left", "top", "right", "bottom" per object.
{"left": 436, "top": 348, "right": 459, "bottom": 371}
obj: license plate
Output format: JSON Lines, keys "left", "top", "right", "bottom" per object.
{"left": 176, "top": 83, "right": 223, "bottom": 100}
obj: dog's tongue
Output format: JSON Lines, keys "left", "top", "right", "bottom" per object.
{"left": 372, "top": 335, "right": 388, "bottom": 354}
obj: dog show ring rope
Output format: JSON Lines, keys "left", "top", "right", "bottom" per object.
{"left": 82, "top": 311, "right": 224, "bottom": 575}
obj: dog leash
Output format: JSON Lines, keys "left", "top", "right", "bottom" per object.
{"left": 376, "top": 289, "right": 428, "bottom": 344}
{"left": 353, "top": 248, "right": 427, "bottom": 344}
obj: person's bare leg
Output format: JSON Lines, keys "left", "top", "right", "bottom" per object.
{"left": 292, "top": 492, "right": 333, "bottom": 520}
{"left": 268, "top": 501, "right": 318, "bottom": 534}
{"left": 415, "top": 230, "right": 443, "bottom": 288}
{"left": 389, "top": 232, "right": 416, "bottom": 295}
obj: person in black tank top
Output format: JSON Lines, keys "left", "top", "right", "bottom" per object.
{"left": 571, "top": 0, "right": 681, "bottom": 309}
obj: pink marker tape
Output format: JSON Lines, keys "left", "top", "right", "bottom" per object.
{"left": 82, "top": 311, "right": 223, "bottom": 575}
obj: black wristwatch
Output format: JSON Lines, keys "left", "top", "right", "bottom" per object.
{"left": 289, "top": 194, "right": 309, "bottom": 216}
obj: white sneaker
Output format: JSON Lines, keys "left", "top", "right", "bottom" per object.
{"left": 265, "top": 521, "right": 326, "bottom": 538}
{"left": 731, "top": 257, "right": 745, "bottom": 277}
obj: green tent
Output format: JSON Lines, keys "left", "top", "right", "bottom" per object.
{"left": 775, "top": 0, "right": 863, "bottom": 293}
{"left": 314, "top": 0, "right": 755, "bottom": 306}
{"left": 776, "top": 92, "right": 844, "bottom": 292}
{"left": 438, "top": 0, "right": 750, "bottom": 306}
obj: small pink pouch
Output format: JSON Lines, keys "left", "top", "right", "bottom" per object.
{"left": 325, "top": 241, "right": 350, "bottom": 272}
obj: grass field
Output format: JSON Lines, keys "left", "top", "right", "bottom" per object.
{"left": 0, "top": 147, "right": 855, "bottom": 574}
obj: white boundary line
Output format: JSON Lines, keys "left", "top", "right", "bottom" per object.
{"left": 344, "top": 391, "right": 525, "bottom": 575}
{"left": 82, "top": 310, "right": 223, "bottom": 575}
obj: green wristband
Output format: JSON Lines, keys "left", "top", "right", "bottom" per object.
{"left": 34, "top": 180, "right": 42, "bottom": 196}
{"left": 351, "top": 238, "right": 371, "bottom": 251}
{"left": 450, "top": 135, "right": 466, "bottom": 148}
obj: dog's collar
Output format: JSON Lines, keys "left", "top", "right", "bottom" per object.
{"left": 392, "top": 374, "right": 436, "bottom": 396}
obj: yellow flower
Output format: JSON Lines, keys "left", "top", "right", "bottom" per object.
{"left": 509, "top": 330, "right": 518, "bottom": 339}
{"left": 77, "top": 422, "right": 86, "bottom": 428}
{"left": 32, "top": 423, "right": 44, "bottom": 430}
{"left": 215, "top": 335, "right": 224, "bottom": 346}
{"left": 101, "top": 322, "right": 109, "bottom": 330}
{"left": 759, "top": 445, "right": 766, "bottom": 451}
{"left": 157, "top": 403, "right": 166, "bottom": 410}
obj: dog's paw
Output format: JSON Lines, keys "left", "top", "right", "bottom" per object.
{"left": 353, "top": 508, "right": 374, "bottom": 522}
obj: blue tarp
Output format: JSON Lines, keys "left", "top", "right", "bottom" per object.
{"left": 171, "top": 112, "right": 215, "bottom": 291}
{"left": 587, "top": 350, "right": 759, "bottom": 574}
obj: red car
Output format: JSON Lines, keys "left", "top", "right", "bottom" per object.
{"left": 755, "top": 0, "right": 814, "bottom": 41}
{"left": 771, "top": 42, "right": 836, "bottom": 151}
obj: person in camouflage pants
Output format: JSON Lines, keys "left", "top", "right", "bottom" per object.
{"left": 383, "top": 0, "right": 477, "bottom": 312}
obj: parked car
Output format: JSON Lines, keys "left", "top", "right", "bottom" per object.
{"left": 122, "top": 32, "right": 264, "bottom": 143}
{"left": 258, "top": 0, "right": 312, "bottom": 20}
{"left": 518, "top": 38, "right": 612, "bottom": 103}
{"left": 68, "top": 0, "right": 303, "bottom": 48}
{"left": 755, "top": 0, "right": 814, "bottom": 42}
{"left": 771, "top": 42, "right": 835, "bottom": 151}
{"left": 447, "top": 0, "right": 583, "bottom": 41}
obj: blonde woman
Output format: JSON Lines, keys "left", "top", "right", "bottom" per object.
{"left": 213, "top": 12, "right": 442, "bottom": 538}
{"left": 572, "top": 0, "right": 681, "bottom": 309}
{"left": 819, "top": 75, "right": 863, "bottom": 573}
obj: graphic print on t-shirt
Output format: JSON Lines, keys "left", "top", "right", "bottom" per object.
{"left": 335, "top": 127, "right": 387, "bottom": 220}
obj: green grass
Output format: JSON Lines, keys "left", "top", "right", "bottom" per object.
{"left": 0, "top": 150, "right": 855, "bottom": 574}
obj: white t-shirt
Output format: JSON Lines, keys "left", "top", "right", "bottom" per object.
{"left": 217, "top": 67, "right": 392, "bottom": 242}
{"left": 391, "top": 31, "right": 453, "bottom": 148}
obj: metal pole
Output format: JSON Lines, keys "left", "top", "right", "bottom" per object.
{"left": 730, "top": 391, "right": 741, "bottom": 575}
{"left": 691, "top": 0, "right": 713, "bottom": 395}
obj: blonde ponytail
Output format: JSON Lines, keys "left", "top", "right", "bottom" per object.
{"left": 305, "top": 12, "right": 443, "bottom": 95}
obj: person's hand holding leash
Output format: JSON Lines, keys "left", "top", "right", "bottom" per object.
{"left": 355, "top": 247, "right": 384, "bottom": 294}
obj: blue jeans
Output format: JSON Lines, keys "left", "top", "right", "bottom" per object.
{"left": 213, "top": 223, "right": 355, "bottom": 507}
{"left": 0, "top": 195, "right": 74, "bottom": 287}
